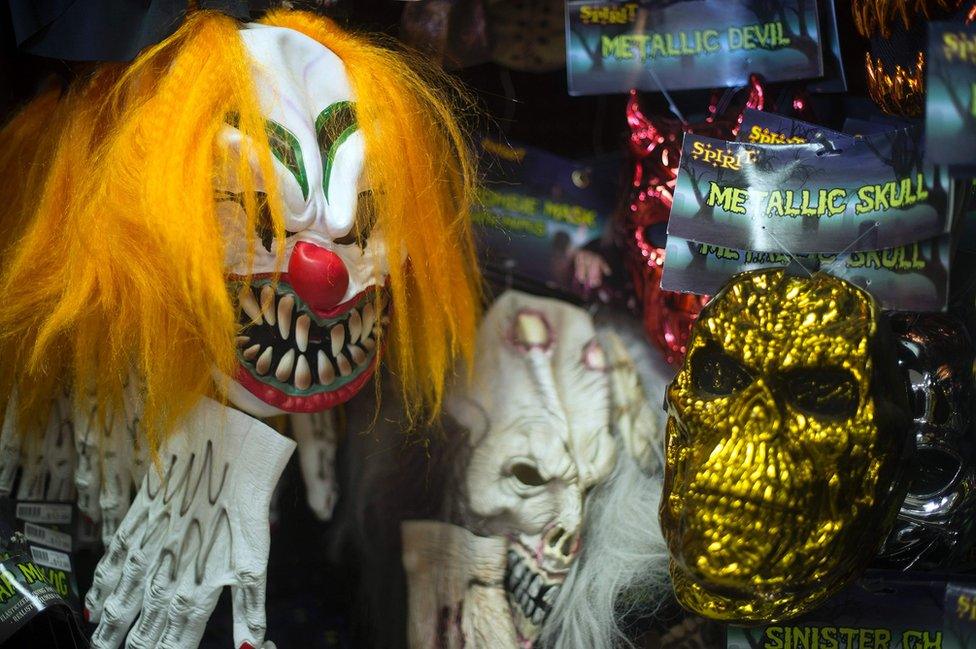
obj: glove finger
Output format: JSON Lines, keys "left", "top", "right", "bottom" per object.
{"left": 74, "top": 401, "right": 103, "bottom": 521}
{"left": 124, "top": 552, "right": 177, "bottom": 649}
{"left": 232, "top": 566, "right": 269, "bottom": 649}
{"left": 90, "top": 543, "right": 155, "bottom": 649}
{"left": 0, "top": 401, "right": 22, "bottom": 496}
{"left": 15, "top": 433, "right": 46, "bottom": 501}
{"left": 85, "top": 504, "right": 149, "bottom": 622}
{"left": 157, "top": 585, "right": 222, "bottom": 649}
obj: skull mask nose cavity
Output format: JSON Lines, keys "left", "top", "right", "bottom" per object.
{"left": 287, "top": 241, "right": 350, "bottom": 312}
{"left": 543, "top": 526, "right": 580, "bottom": 564}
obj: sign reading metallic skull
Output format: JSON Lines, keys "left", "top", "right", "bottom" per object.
{"left": 660, "top": 269, "right": 913, "bottom": 622}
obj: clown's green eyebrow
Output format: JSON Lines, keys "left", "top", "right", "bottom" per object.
{"left": 315, "top": 101, "right": 358, "bottom": 200}
{"left": 265, "top": 120, "right": 309, "bottom": 201}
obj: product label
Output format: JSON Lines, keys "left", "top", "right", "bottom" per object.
{"left": 738, "top": 109, "right": 855, "bottom": 148}
{"left": 15, "top": 503, "right": 71, "bottom": 526}
{"left": 23, "top": 522, "right": 71, "bottom": 553}
{"left": 926, "top": 22, "right": 976, "bottom": 167}
{"left": 566, "top": 0, "right": 824, "bottom": 95}
{"left": 0, "top": 555, "right": 76, "bottom": 643}
{"left": 728, "top": 572, "right": 974, "bottom": 648}
{"left": 667, "top": 128, "right": 952, "bottom": 254}
{"left": 661, "top": 234, "right": 951, "bottom": 311}
{"left": 473, "top": 137, "right": 626, "bottom": 304}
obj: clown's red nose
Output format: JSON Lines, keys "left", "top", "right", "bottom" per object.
{"left": 288, "top": 241, "right": 349, "bottom": 312}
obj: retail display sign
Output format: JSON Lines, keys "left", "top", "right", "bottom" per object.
{"left": 656, "top": 112, "right": 950, "bottom": 310}
{"left": 661, "top": 234, "right": 951, "bottom": 311}
{"left": 726, "top": 573, "right": 976, "bottom": 648}
{"left": 473, "top": 137, "right": 621, "bottom": 299}
{"left": 738, "top": 108, "right": 855, "bottom": 147}
{"left": 926, "top": 22, "right": 976, "bottom": 167}
{"left": 0, "top": 511, "right": 84, "bottom": 644}
{"left": 666, "top": 128, "right": 953, "bottom": 253}
{"left": 565, "top": 0, "right": 825, "bottom": 95}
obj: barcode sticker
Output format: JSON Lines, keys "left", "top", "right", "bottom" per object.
{"left": 23, "top": 522, "right": 72, "bottom": 553}
{"left": 15, "top": 502, "right": 72, "bottom": 525}
{"left": 30, "top": 546, "right": 71, "bottom": 572}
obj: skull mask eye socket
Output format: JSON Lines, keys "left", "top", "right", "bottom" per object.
{"left": 690, "top": 344, "right": 752, "bottom": 397}
{"left": 511, "top": 462, "right": 548, "bottom": 487}
{"left": 782, "top": 368, "right": 859, "bottom": 419}
{"left": 908, "top": 447, "right": 962, "bottom": 498}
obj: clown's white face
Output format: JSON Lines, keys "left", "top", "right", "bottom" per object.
{"left": 217, "top": 25, "right": 390, "bottom": 416}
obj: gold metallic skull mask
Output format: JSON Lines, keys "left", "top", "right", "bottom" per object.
{"left": 661, "top": 270, "right": 912, "bottom": 623}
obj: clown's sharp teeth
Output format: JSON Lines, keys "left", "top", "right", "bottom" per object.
{"left": 348, "top": 309, "right": 362, "bottom": 343}
{"left": 243, "top": 344, "right": 261, "bottom": 361}
{"left": 296, "top": 315, "right": 310, "bottom": 352}
{"left": 528, "top": 576, "right": 541, "bottom": 598}
{"left": 362, "top": 336, "right": 376, "bottom": 351}
{"left": 295, "top": 354, "right": 311, "bottom": 390}
{"left": 337, "top": 353, "right": 352, "bottom": 377}
{"left": 331, "top": 325, "right": 345, "bottom": 357}
{"left": 362, "top": 303, "right": 375, "bottom": 336}
{"left": 278, "top": 295, "right": 295, "bottom": 340}
{"left": 318, "top": 350, "right": 335, "bottom": 385}
{"left": 236, "top": 335, "right": 250, "bottom": 347}
{"left": 531, "top": 607, "right": 546, "bottom": 625}
{"left": 256, "top": 347, "right": 273, "bottom": 374}
{"left": 275, "top": 349, "right": 296, "bottom": 381}
{"left": 260, "top": 285, "right": 277, "bottom": 326}
{"left": 239, "top": 286, "right": 262, "bottom": 324}
{"left": 350, "top": 345, "right": 366, "bottom": 365}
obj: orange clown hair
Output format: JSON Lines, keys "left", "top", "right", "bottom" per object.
{"left": 0, "top": 10, "right": 481, "bottom": 453}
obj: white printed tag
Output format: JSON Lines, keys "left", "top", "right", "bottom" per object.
{"left": 15, "top": 503, "right": 72, "bottom": 525}
{"left": 30, "top": 546, "right": 71, "bottom": 572}
{"left": 23, "top": 522, "right": 72, "bottom": 553}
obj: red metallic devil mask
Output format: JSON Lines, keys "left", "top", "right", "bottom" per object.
{"left": 619, "top": 75, "right": 765, "bottom": 367}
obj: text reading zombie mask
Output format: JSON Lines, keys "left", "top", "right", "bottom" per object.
{"left": 882, "top": 314, "right": 976, "bottom": 568}
{"left": 661, "top": 269, "right": 913, "bottom": 622}
{"left": 220, "top": 25, "right": 389, "bottom": 416}
{"left": 425, "top": 291, "right": 617, "bottom": 646}
{"left": 618, "top": 78, "right": 763, "bottom": 367}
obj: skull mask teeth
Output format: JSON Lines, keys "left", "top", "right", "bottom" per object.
{"left": 448, "top": 291, "right": 618, "bottom": 646}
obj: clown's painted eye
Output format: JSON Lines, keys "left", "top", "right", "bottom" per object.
{"left": 783, "top": 368, "right": 859, "bottom": 419}
{"left": 334, "top": 190, "right": 377, "bottom": 248}
{"left": 690, "top": 345, "right": 752, "bottom": 397}
{"left": 217, "top": 190, "right": 298, "bottom": 252}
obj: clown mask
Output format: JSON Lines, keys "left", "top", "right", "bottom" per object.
{"left": 661, "top": 269, "right": 913, "bottom": 622}
{"left": 217, "top": 25, "right": 389, "bottom": 416}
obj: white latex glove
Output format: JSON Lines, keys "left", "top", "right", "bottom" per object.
{"left": 0, "top": 392, "right": 76, "bottom": 501}
{"left": 85, "top": 397, "right": 294, "bottom": 649}
{"left": 0, "top": 397, "right": 21, "bottom": 496}
{"left": 74, "top": 381, "right": 148, "bottom": 544}
{"left": 289, "top": 410, "right": 339, "bottom": 521}
{"left": 402, "top": 520, "right": 517, "bottom": 649}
